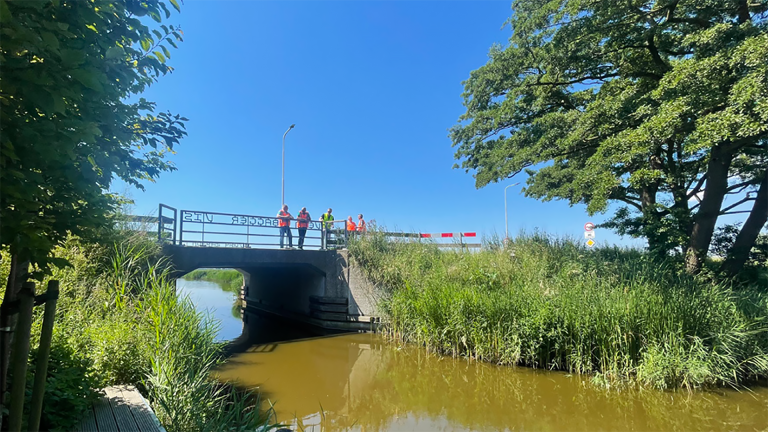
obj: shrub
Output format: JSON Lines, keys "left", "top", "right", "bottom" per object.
{"left": 349, "top": 231, "right": 768, "bottom": 390}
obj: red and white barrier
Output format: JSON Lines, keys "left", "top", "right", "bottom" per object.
{"left": 419, "top": 232, "right": 477, "bottom": 238}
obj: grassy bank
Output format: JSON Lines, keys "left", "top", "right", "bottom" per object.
{"left": 183, "top": 268, "right": 244, "bottom": 294}
{"left": 348, "top": 232, "right": 768, "bottom": 390}
{"left": 1, "top": 233, "right": 275, "bottom": 431}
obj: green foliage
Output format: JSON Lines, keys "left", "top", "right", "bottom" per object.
{"left": 451, "top": 0, "right": 768, "bottom": 269}
{"left": 183, "top": 269, "right": 244, "bottom": 294}
{"left": 0, "top": 0, "right": 188, "bottom": 269}
{"left": 711, "top": 224, "right": 768, "bottom": 264}
{"left": 22, "top": 343, "right": 101, "bottom": 432}
{"left": 3, "top": 232, "right": 276, "bottom": 431}
{"left": 349, "top": 232, "right": 768, "bottom": 390}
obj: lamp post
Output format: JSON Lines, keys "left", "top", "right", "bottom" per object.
{"left": 282, "top": 124, "right": 295, "bottom": 205}
{"left": 505, "top": 182, "right": 521, "bottom": 240}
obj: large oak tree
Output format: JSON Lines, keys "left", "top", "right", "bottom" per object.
{"left": 452, "top": 0, "right": 767, "bottom": 274}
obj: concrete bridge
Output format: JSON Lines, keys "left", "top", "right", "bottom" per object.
{"left": 142, "top": 204, "right": 476, "bottom": 334}
{"left": 165, "top": 244, "right": 380, "bottom": 333}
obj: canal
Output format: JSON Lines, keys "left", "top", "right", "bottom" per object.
{"left": 177, "top": 278, "right": 768, "bottom": 432}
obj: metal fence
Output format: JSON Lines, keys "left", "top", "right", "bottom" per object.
{"left": 149, "top": 204, "right": 480, "bottom": 250}
{"left": 155, "top": 204, "right": 352, "bottom": 249}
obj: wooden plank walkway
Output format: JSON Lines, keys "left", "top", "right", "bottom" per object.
{"left": 70, "top": 386, "right": 165, "bottom": 432}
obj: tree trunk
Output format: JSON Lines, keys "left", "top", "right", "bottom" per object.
{"left": 721, "top": 173, "right": 768, "bottom": 276}
{"left": 641, "top": 175, "right": 666, "bottom": 256}
{"left": 0, "top": 253, "right": 30, "bottom": 422}
{"left": 685, "top": 145, "right": 733, "bottom": 274}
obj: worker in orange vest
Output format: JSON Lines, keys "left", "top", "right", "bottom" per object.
{"left": 346, "top": 216, "right": 357, "bottom": 233}
{"left": 277, "top": 204, "right": 293, "bottom": 249}
{"left": 296, "top": 207, "right": 311, "bottom": 250}
{"left": 357, "top": 214, "right": 366, "bottom": 232}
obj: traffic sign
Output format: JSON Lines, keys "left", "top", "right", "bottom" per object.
{"left": 586, "top": 239, "right": 595, "bottom": 247}
{"left": 584, "top": 222, "right": 595, "bottom": 231}
{"left": 584, "top": 231, "right": 595, "bottom": 239}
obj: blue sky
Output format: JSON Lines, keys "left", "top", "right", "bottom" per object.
{"left": 117, "top": 0, "right": 646, "bottom": 247}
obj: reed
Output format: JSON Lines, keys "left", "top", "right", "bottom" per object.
{"left": 182, "top": 268, "right": 244, "bottom": 294}
{"left": 1, "top": 234, "right": 278, "bottom": 431}
{"left": 348, "top": 231, "right": 768, "bottom": 390}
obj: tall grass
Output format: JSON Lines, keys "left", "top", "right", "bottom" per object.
{"left": 1, "top": 233, "right": 278, "bottom": 431}
{"left": 348, "top": 231, "right": 768, "bottom": 390}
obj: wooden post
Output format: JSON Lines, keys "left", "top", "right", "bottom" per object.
{"left": 27, "top": 280, "right": 59, "bottom": 432}
{"left": 8, "top": 282, "right": 35, "bottom": 432}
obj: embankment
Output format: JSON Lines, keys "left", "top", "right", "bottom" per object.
{"left": 348, "top": 232, "right": 768, "bottom": 390}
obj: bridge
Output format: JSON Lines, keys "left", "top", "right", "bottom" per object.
{"left": 128, "top": 204, "right": 479, "bottom": 335}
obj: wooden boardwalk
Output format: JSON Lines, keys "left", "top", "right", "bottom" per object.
{"left": 71, "top": 386, "right": 165, "bottom": 432}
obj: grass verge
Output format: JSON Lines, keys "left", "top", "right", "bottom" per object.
{"left": 348, "top": 231, "right": 768, "bottom": 390}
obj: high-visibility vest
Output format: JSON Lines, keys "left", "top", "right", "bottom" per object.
{"left": 347, "top": 220, "right": 357, "bottom": 231}
{"left": 297, "top": 211, "right": 310, "bottom": 228}
{"left": 277, "top": 210, "right": 292, "bottom": 227}
{"left": 321, "top": 213, "right": 334, "bottom": 229}
{"left": 357, "top": 220, "right": 366, "bottom": 232}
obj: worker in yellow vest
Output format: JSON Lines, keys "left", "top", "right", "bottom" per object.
{"left": 320, "top": 208, "right": 335, "bottom": 248}
{"left": 276, "top": 204, "right": 293, "bottom": 249}
{"left": 296, "top": 207, "right": 311, "bottom": 250}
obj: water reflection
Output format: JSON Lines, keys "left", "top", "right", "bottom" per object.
{"left": 176, "top": 279, "right": 243, "bottom": 341}
{"left": 216, "top": 333, "right": 768, "bottom": 432}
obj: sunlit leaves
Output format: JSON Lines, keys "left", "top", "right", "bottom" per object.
{"left": 452, "top": 0, "right": 768, "bottom": 257}
{"left": 0, "top": 0, "right": 187, "bottom": 269}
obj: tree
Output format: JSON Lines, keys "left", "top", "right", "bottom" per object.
{"left": 0, "top": 0, "right": 187, "bottom": 417}
{"left": 451, "top": 0, "right": 768, "bottom": 274}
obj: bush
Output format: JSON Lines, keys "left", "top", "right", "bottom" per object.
{"left": 349, "top": 231, "right": 768, "bottom": 390}
{"left": 22, "top": 342, "right": 101, "bottom": 432}
{"left": 2, "top": 232, "right": 276, "bottom": 432}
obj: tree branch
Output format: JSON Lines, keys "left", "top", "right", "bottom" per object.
{"left": 726, "top": 179, "right": 760, "bottom": 194}
{"left": 720, "top": 196, "right": 757, "bottom": 214}
{"left": 687, "top": 174, "right": 707, "bottom": 199}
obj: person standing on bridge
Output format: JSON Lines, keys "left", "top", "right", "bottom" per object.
{"left": 357, "top": 214, "right": 366, "bottom": 233}
{"left": 296, "top": 207, "right": 311, "bottom": 250}
{"left": 321, "top": 208, "right": 334, "bottom": 248}
{"left": 277, "top": 204, "right": 293, "bottom": 249}
{"left": 346, "top": 216, "right": 357, "bottom": 232}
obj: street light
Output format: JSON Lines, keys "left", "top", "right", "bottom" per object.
{"left": 505, "top": 182, "right": 521, "bottom": 240}
{"left": 282, "top": 124, "right": 295, "bottom": 206}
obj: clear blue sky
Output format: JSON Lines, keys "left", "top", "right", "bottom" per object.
{"left": 117, "top": 0, "right": 645, "bottom": 247}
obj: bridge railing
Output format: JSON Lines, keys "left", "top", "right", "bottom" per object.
{"left": 152, "top": 204, "right": 480, "bottom": 250}
{"left": 176, "top": 208, "right": 328, "bottom": 249}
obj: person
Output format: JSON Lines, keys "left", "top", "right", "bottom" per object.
{"left": 296, "top": 207, "right": 311, "bottom": 250}
{"left": 346, "top": 216, "right": 357, "bottom": 232}
{"left": 321, "top": 208, "right": 334, "bottom": 247}
{"left": 277, "top": 204, "right": 293, "bottom": 249}
{"left": 357, "top": 214, "right": 366, "bottom": 232}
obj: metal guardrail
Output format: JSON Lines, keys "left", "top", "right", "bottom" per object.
{"left": 151, "top": 204, "right": 480, "bottom": 250}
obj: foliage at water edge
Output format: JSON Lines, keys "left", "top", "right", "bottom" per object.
{"left": 348, "top": 231, "right": 768, "bottom": 390}
{"left": 0, "top": 231, "right": 277, "bottom": 431}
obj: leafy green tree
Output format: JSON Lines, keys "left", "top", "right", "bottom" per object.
{"left": 0, "top": 0, "right": 187, "bottom": 415}
{"left": 451, "top": 0, "right": 768, "bottom": 274}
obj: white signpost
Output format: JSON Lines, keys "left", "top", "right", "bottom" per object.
{"left": 584, "top": 222, "right": 595, "bottom": 247}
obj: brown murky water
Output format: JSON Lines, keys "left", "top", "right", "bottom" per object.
{"left": 215, "top": 333, "right": 768, "bottom": 432}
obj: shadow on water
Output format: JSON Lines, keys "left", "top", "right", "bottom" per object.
{"left": 179, "top": 279, "right": 768, "bottom": 432}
